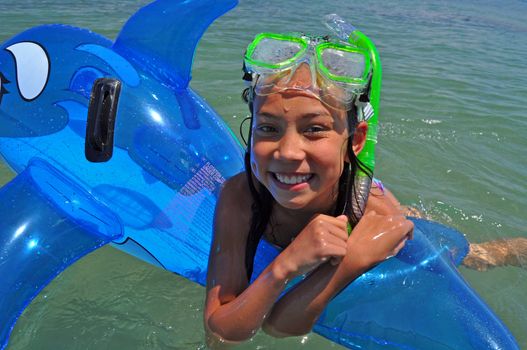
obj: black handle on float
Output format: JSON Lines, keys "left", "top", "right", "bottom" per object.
{"left": 85, "top": 78, "right": 121, "bottom": 162}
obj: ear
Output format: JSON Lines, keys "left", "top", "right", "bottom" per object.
{"left": 351, "top": 121, "right": 368, "bottom": 156}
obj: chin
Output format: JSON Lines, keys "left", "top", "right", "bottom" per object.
{"left": 273, "top": 196, "right": 310, "bottom": 210}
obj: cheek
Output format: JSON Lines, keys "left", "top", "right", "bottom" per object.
{"left": 250, "top": 143, "right": 267, "bottom": 177}
{"left": 250, "top": 156, "right": 258, "bottom": 175}
{"left": 310, "top": 140, "right": 347, "bottom": 170}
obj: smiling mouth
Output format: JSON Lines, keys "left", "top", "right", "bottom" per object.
{"left": 273, "top": 173, "right": 313, "bottom": 185}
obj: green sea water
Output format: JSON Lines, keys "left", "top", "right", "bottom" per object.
{"left": 1, "top": 0, "right": 526, "bottom": 348}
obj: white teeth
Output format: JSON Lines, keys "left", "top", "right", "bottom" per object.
{"left": 275, "top": 173, "right": 312, "bottom": 185}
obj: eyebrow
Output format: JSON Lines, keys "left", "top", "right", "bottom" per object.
{"left": 256, "top": 111, "right": 332, "bottom": 120}
{"left": 302, "top": 112, "right": 332, "bottom": 119}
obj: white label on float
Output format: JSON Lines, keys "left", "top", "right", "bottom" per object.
{"left": 180, "top": 162, "right": 225, "bottom": 196}
{"left": 6, "top": 42, "right": 50, "bottom": 101}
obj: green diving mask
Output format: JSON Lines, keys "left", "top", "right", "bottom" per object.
{"left": 244, "top": 32, "right": 372, "bottom": 112}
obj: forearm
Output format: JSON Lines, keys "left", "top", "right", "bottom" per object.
{"left": 264, "top": 259, "right": 366, "bottom": 336}
{"left": 206, "top": 260, "right": 289, "bottom": 343}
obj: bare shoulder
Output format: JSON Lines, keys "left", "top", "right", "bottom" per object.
{"left": 207, "top": 172, "right": 254, "bottom": 296}
{"left": 367, "top": 181, "right": 425, "bottom": 218}
{"left": 215, "top": 172, "right": 253, "bottom": 230}
{"left": 365, "top": 181, "right": 405, "bottom": 216}
{"left": 211, "top": 171, "right": 254, "bottom": 264}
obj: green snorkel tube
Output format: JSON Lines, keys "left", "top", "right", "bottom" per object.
{"left": 324, "top": 15, "right": 382, "bottom": 226}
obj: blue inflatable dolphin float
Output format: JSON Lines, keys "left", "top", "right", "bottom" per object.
{"left": 0, "top": 0, "right": 519, "bottom": 349}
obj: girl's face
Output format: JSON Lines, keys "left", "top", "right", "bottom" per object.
{"left": 250, "top": 65, "right": 366, "bottom": 212}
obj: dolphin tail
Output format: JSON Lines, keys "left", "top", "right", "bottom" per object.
{"left": 0, "top": 158, "right": 122, "bottom": 349}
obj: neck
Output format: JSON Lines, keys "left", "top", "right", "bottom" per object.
{"left": 272, "top": 186, "right": 339, "bottom": 228}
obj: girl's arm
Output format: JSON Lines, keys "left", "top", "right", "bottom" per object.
{"left": 204, "top": 174, "right": 290, "bottom": 347}
{"left": 204, "top": 174, "right": 353, "bottom": 346}
{"left": 263, "top": 186, "right": 413, "bottom": 337}
{"left": 263, "top": 189, "right": 414, "bottom": 337}
{"left": 374, "top": 184, "right": 527, "bottom": 271}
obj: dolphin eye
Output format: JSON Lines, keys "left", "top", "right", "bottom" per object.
{"left": 5, "top": 42, "right": 50, "bottom": 101}
{"left": 69, "top": 67, "right": 106, "bottom": 98}
{"left": 0, "top": 72, "right": 9, "bottom": 105}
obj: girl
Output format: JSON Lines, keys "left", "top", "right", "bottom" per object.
{"left": 202, "top": 27, "right": 527, "bottom": 347}
{"left": 204, "top": 28, "right": 414, "bottom": 347}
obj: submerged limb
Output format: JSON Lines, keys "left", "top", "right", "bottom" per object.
{"left": 401, "top": 205, "right": 527, "bottom": 271}
{"left": 462, "top": 238, "right": 527, "bottom": 271}
{"left": 401, "top": 205, "right": 426, "bottom": 218}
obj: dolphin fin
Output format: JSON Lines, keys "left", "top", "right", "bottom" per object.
{"left": 112, "top": 0, "right": 238, "bottom": 90}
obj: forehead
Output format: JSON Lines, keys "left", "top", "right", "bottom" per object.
{"left": 254, "top": 92, "right": 347, "bottom": 123}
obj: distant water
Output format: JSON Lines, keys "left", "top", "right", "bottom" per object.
{"left": 1, "top": 0, "right": 526, "bottom": 349}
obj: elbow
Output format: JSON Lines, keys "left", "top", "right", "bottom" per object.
{"left": 206, "top": 329, "right": 246, "bottom": 349}
{"left": 205, "top": 319, "right": 255, "bottom": 346}
{"left": 262, "top": 318, "right": 312, "bottom": 338}
{"left": 205, "top": 330, "right": 241, "bottom": 350}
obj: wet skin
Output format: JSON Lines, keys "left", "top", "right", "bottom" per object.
{"left": 251, "top": 91, "right": 349, "bottom": 213}
{"left": 203, "top": 65, "right": 414, "bottom": 347}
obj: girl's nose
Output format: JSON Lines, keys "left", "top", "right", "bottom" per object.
{"left": 275, "top": 130, "right": 305, "bottom": 161}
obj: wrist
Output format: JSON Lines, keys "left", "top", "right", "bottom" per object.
{"left": 270, "top": 255, "right": 294, "bottom": 283}
{"left": 330, "top": 253, "right": 369, "bottom": 291}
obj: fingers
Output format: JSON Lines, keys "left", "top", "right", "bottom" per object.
{"left": 317, "top": 241, "right": 347, "bottom": 265}
{"left": 392, "top": 237, "right": 408, "bottom": 256}
{"left": 310, "top": 214, "right": 349, "bottom": 241}
{"left": 314, "top": 213, "right": 348, "bottom": 227}
{"left": 322, "top": 233, "right": 348, "bottom": 251}
{"left": 328, "top": 214, "right": 349, "bottom": 232}
{"left": 387, "top": 216, "right": 414, "bottom": 243}
{"left": 328, "top": 221, "right": 349, "bottom": 241}
{"left": 310, "top": 230, "right": 347, "bottom": 259}
{"left": 335, "top": 214, "right": 348, "bottom": 222}
{"left": 388, "top": 219, "right": 414, "bottom": 257}
{"left": 321, "top": 242, "right": 347, "bottom": 264}
{"left": 406, "top": 221, "right": 414, "bottom": 240}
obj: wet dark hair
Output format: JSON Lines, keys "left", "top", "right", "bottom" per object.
{"left": 241, "top": 87, "right": 373, "bottom": 281}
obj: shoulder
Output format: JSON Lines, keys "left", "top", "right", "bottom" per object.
{"left": 216, "top": 172, "right": 253, "bottom": 218}
{"left": 207, "top": 172, "right": 254, "bottom": 292}
{"left": 220, "top": 172, "right": 252, "bottom": 202}
{"left": 365, "top": 179, "right": 405, "bottom": 216}
{"left": 213, "top": 172, "right": 253, "bottom": 242}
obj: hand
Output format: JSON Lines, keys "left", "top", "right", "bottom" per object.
{"left": 344, "top": 210, "right": 414, "bottom": 273}
{"left": 276, "top": 214, "right": 349, "bottom": 279}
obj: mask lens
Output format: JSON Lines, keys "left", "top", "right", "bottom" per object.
{"left": 249, "top": 37, "right": 304, "bottom": 66}
{"left": 321, "top": 48, "right": 366, "bottom": 80}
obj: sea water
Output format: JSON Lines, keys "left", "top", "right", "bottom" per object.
{"left": 1, "top": 0, "right": 526, "bottom": 348}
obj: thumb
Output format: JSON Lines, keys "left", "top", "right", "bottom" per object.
{"left": 336, "top": 214, "right": 348, "bottom": 222}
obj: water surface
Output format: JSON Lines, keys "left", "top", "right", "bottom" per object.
{"left": 1, "top": 0, "right": 526, "bottom": 348}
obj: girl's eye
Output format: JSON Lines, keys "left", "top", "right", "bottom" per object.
{"left": 256, "top": 125, "right": 278, "bottom": 134}
{"left": 305, "top": 125, "right": 328, "bottom": 135}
